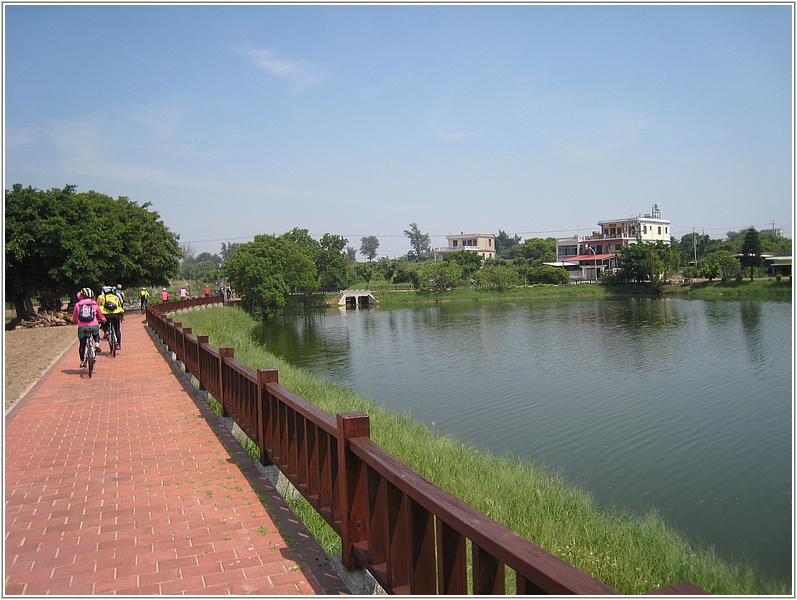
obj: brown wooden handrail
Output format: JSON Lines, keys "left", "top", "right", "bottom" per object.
{"left": 145, "top": 299, "right": 708, "bottom": 595}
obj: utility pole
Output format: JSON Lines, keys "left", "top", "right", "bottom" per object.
{"left": 692, "top": 227, "right": 697, "bottom": 268}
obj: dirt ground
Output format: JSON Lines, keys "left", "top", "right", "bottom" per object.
{"left": 4, "top": 321, "right": 77, "bottom": 413}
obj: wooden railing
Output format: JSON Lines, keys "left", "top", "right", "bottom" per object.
{"left": 145, "top": 298, "right": 707, "bottom": 595}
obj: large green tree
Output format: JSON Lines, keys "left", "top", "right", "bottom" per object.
{"left": 317, "top": 233, "right": 351, "bottom": 291}
{"left": 223, "top": 234, "right": 316, "bottom": 319}
{"left": 615, "top": 241, "right": 677, "bottom": 291}
{"left": 5, "top": 184, "right": 181, "bottom": 323}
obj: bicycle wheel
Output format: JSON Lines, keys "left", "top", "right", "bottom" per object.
{"left": 87, "top": 341, "right": 96, "bottom": 377}
{"left": 110, "top": 327, "right": 117, "bottom": 358}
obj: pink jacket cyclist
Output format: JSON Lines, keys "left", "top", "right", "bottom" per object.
{"left": 73, "top": 287, "right": 107, "bottom": 367}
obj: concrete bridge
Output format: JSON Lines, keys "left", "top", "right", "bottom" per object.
{"left": 338, "top": 289, "right": 379, "bottom": 307}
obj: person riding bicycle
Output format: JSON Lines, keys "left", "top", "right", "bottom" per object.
{"left": 73, "top": 288, "right": 106, "bottom": 368}
{"left": 114, "top": 284, "right": 126, "bottom": 310}
{"left": 140, "top": 288, "right": 150, "bottom": 313}
{"left": 98, "top": 285, "right": 125, "bottom": 350}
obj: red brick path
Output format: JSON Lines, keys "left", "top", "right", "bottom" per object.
{"left": 4, "top": 312, "right": 348, "bottom": 595}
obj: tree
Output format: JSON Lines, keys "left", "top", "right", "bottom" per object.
{"left": 181, "top": 251, "right": 222, "bottom": 281}
{"left": 403, "top": 222, "right": 431, "bottom": 259}
{"left": 701, "top": 250, "right": 740, "bottom": 282}
{"left": 699, "top": 257, "right": 721, "bottom": 282}
{"left": 223, "top": 234, "right": 316, "bottom": 319}
{"left": 740, "top": 227, "right": 764, "bottom": 281}
{"left": 442, "top": 250, "right": 483, "bottom": 280}
{"left": 615, "top": 241, "right": 675, "bottom": 291}
{"left": 317, "top": 234, "right": 351, "bottom": 291}
{"left": 346, "top": 246, "right": 358, "bottom": 264}
{"left": 360, "top": 236, "right": 380, "bottom": 261}
{"left": 375, "top": 257, "right": 398, "bottom": 284}
{"left": 196, "top": 252, "right": 221, "bottom": 264}
{"left": 281, "top": 228, "right": 320, "bottom": 262}
{"left": 526, "top": 265, "right": 570, "bottom": 285}
{"left": 516, "top": 238, "right": 556, "bottom": 265}
{"left": 417, "top": 260, "right": 462, "bottom": 298}
{"left": 220, "top": 242, "right": 240, "bottom": 262}
{"left": 475, "top": 265, "right": 521, "bottom": 291}
{"left": 192, "top": 260, "right": 222, "bottom": 285}
{"left": 5, "top": 184, "right": 181, "bottom": 324}
{"left": 495, "top": 230, "right": 522, "bottom": 259}
{"left": 355, "top": 263, "right": 374, "bottom": 289}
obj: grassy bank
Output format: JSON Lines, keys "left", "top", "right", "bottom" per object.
{"left": 300, "top": 277, "right": 790, "bottom": 310}
{"left": 173, "top": 306, "right": 789, "bottom": 595}
{"left": 664, "top": 277, "right": 792, "bottom": 300}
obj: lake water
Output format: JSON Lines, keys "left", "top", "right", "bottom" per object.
{"left": 253, "top": 297, "right": 793, "bottom": 581}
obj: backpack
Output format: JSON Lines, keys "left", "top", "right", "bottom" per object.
{"left": 103, "top": 294, "right": 118, "bottom": 311}
{"left": 77, "top": 302, "right": 95, "bottom": 323}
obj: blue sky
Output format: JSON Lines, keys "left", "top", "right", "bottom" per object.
{"left": 4, "top": 3, "right": 793, "bottom": 257}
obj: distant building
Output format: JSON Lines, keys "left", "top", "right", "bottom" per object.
{"left": 552, "top": 204, "right": 671, "bottom": 282}
{"left": 764, "top": 255, "right": 792, "bottom": 277}
{"left": 433, "top": 233, "right": 496, "bottom": 261}
{"left": 760, "top": 228, "right": 786, "bottom": 238}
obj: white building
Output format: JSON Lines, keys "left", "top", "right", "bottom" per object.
{"left": 553, "top": 205, "right": 672, "bottom": 281}
{"left": 433, "top": 233, "right": 496, "bottom": 261}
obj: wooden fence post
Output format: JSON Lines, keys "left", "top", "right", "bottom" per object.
{"left": 337, "top": 411, "right": 370, "bottom": 571}
{"left": 218, "top": 346, "right": 234, "bottom": 418}
{"left": 196, "top": 334, "right": 209, "bottom": 389}
{"left": 181, "top": 327, "right": 191, "bottom": 368}
{"left": 257, "top": 368, "right": 279, "bottom": 466}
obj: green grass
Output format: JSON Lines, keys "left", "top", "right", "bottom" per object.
{"left": 172, "top": 305, "right": 790, "bottom": 595}
{"left": 331, "top": 278, "right": 791, "bottom": 309}
{"left": 668, "top": 277, "right": 792, "bottom": 300}
{"left": 369, "top": 283, "right": 610, "bottom": 307}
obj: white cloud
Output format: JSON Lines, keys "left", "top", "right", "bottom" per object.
{"left": 4, "top": 125, "right": 42, "bottom": 149}
{"left": 230, "top": 46, "right": 324, "bottom": 88}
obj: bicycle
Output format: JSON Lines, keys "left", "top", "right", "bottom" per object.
{"left": 81, "top": 326, "right": 98, "bottom": 377}
{"left": 108, "top": 318, "right": 118, "bottom": 358}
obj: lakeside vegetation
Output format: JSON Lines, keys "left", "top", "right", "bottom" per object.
{"left": 281, "top": 276, "right": 790, "bottom": 311}
{"left": 173, "top": 302, "right": 789, "bottom": 595}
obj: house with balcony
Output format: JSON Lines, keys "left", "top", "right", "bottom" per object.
{"left": 551, "top": 205, "right": 671, "bottom": 282}
{"left": 433, "top": 233, "right": 496, "bottom": 261}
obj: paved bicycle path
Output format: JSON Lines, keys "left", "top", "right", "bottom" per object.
{"left": 4, "top": 312, "right": 349, "bottom": 595}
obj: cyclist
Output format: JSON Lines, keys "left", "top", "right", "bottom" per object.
{"left": 114, "top": 284, "right": 126, "bottom": 309}
{"left": 114, "top": 284, "right": 126, "bottom": 325}
{"left": 73, "top": 288, "right": 106, "bottom": 368}
{"left": 140, "top": 288, "right": 150, "bottom": 313}
{"left": 98, "top": 285, "right": 125, "bottom": 350}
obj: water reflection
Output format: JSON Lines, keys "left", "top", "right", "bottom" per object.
{"left": 253, "top": 298, "right": 792, "bottom": 580}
